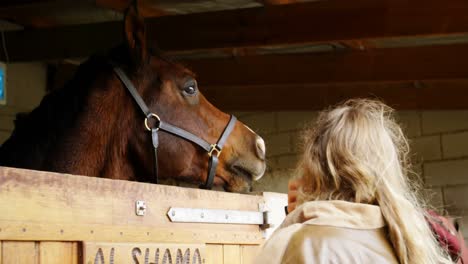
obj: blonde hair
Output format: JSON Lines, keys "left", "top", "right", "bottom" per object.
{"left": 296, "top": 99, "right": 451, "bottom": 264}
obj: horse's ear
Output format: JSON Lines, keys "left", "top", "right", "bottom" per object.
{"left": 124, "top": 1, "right": 148, "bottom": 63}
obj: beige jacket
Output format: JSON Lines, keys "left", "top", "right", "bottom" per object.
{"left": 255, "top": 200, "right": 399, "bottom": 264}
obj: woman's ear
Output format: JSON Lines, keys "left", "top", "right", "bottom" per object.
{"left": 124, "top": 0, "right": 148, "bottom": 63}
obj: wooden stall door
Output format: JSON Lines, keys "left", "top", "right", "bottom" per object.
{"left": 1, "top": 241, "right": 79, "bottom": 264}
{"left": 206, "top": 244, "right": 259, "bottom": 264}
{"left": 0, "top": 167, "right": 287, "bottom": 264}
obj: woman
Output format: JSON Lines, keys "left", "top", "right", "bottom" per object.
{"left": 256, "top": 99, "right": 452, "bottom": 264}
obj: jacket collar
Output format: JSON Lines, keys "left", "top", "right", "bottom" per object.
{"left": 282, "top": 200, "right": 385, "bottom": 230}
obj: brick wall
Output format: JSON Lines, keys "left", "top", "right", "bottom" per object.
{"left": 236, "top": 110, "right": 468, "bottom": 241}
{"left": 0, "top": 63, "right": 47, "bottom": 144}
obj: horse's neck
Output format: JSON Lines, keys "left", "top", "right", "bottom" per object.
{"left": 98, "top": 142, "right": 136, "bottom": 181}
{"left": 46, "top": 85, "right": 135, "bottom": 179}
{"left": 0, "top": 70, "right": 142, "bottom": 180}
{"left": 96, "top": 125, "right": 137, "bottom": 181}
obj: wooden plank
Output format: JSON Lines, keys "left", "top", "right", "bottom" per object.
{"left": 202, "top": 81, "right": 468, "bottom": 111}
{"left": 223, "top": 245, "right": 241, "bottom": 264}
{"left": 188, "top": 44, "right": 468, "bottom": 87}
{"left": 96, "top": 0, "right": 169, "bottom": 17}
{"left": 0, "top": 241, "right": 2, "bottom": 264}
{"left": 3, "top": 0, "right": 468, "bottom": 61}
{"left": 0, "top": 0, "right": 43, "bottom": 7}
{"left": 83, "top": 242, "right": 205, "bottom": 264}
{"left": 0, "top": 223, "right": 262, "bottom": 245}
{"left": 71, "top": 242, "right": 79, "bottom": 264}
{"left": 0, "top": 1, "right": 89, "bottom": 29}
{"left": 241, "top": 245, "right": 259, "bottom": 264}
{"left": 49, "top": 44, "right": 468, "bottom": 87}
{"left": 258, "top": 0, "right": 302, "bottom": 4}
{"left": 39, "top": 242, "right": 78, "bottom": 264}
{"left": 0, "top": 167, "right": 264, "bottom": 244}
{"left": 2, "top": 241, "right": 37, "bottom": 264}
{"left": 205, "top": 244, "right": 223, "bottom": 264}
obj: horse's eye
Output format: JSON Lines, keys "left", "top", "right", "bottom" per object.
{"left": 183, "top": 85, "right": 197, "bottom": 96}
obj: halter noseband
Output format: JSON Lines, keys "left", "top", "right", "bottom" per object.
{"left": 112, "top": 66, "right": 237, "bottom": 189}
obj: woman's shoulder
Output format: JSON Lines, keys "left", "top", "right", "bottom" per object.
{"left": 282, "top": 225, "right": 399, "bottom": 264}
{"left": 257, "top": 224, "right": 398, "bottom": 264}
{"left": 256, "top": 201, "right": 398, "bottom": 263}
{"left": 254, "top": 223, "right": 305, "bottom": 264}
{"left": 255, "top": 224, "right": 345, "bottom": 264}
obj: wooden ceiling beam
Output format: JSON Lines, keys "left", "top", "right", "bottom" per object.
{"left": 95, "top": 0, "right": 168, "bottom": 17}
{"left": 0, "top": 0, "right": 52, "bottom": 8}
{"left": 0, "top": 1, "right": 62, "bottom": 28}
{"left": 340, "top": 40, "right": 376, "bottom": 51}
{"left": 257, "top": 0, "right": 304, "bottom": 5}
{"left": 1, "top": 0, "right": 468, "bottom": 61}
{"left": 185, "top": 44, "right": 468, "bottom": 87}
{"left": 202, "top": 81, "right": 468, "bottom": 111}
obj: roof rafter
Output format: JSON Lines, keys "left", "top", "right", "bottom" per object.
{"left": 1, "top": 0, "right": 468, "bottom": 61}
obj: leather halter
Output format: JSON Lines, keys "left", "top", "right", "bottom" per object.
{"left": 112, "top": 66, "right": 237, "bottom": 189}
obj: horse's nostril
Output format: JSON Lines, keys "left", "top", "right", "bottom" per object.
{"left": 256, "top": 136, "right": 266, "bottom": 160}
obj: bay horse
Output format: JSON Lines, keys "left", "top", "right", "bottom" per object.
{"left": 0, "top": 5, "right": 266, "bottom": 193}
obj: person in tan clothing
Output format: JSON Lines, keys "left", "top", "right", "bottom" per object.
{"left": 256, "top": 99, "right": 452, "bottom": 264}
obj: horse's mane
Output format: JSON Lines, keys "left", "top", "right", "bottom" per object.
{"left": 0, "top": 44, "right": 173, "bottom": 169}
{"left": 0, "top": 48, "right": 118, "bottom": 168}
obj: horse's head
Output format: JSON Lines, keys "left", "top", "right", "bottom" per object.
{"left": 118, "top": 5, "right": 266, "bottom": 192}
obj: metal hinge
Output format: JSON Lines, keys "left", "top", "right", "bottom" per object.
{"left": 167, "top": 204, "right": 270, "bottom": 229}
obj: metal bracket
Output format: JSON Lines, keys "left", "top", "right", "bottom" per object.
{"left": 135, "top": 200, "right": 146, "bottom": 216}
{"left": 260, "top": 192, "right": 288, "bottom": 239}
{"left": 167, "top": 205, "right": 271, "bottom": 227}
{"left": 258, "top": 203, "right": 271, "bottom": 230}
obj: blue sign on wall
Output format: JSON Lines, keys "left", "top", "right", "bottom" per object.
{"left": 0, "top": 68, "right": 4, "bottom": 101}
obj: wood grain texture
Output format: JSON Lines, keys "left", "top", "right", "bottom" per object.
{"left": 39, "top": 242, "right": 78, "bottom": 264}
{"left": 96, "top": 0, "right": 168, "bottom": 17}
{"left": 205, "top": 244, "right": 223, "bottom": 264}
{"left": 202, "top": 81, "right": 468, "bottom": 111}
{"left": 223, "top": 245, "right": 241, "bottom": 264}
{"left": 189, "top": 44, "right": 468, "bottom": 87}
{"left": 2, "top": 241, "right": 37, "bottom": 264}
{"left": 0, "top": 167, "right": 264, "bottom": 244}
{"left": 241, "top": 245, "right": 259, "bottom": 264}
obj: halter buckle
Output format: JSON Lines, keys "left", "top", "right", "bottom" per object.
{"left": 144, "top": 113, "right": 161, "bottom": 131}
{"left": 208, "top": 144, "right": 222, "bottom": 158}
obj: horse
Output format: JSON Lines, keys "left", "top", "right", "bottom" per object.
{"left": 0, "top": 4, "right": 266, "bottom": 193}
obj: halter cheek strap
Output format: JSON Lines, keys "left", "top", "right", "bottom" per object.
{"left": 112, "top": 66, "right": 237, "bottom": 189}
{"left": 201, "top": 114, "right": 237, "bottom": 189}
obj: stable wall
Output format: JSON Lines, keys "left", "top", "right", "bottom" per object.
{"left": 0, "top": 63, "right": 47, "bottom": 144}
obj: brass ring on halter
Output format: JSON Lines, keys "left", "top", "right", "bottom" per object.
{"left": 144, "top": 113, "right": 161, "bottom": 131}
{"left": 208, "top": 144, "right": 222, "bottom": 158}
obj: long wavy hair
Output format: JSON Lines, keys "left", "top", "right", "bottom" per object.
{"left": 296, "top": 99, "right": 451, "bottom": 264}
